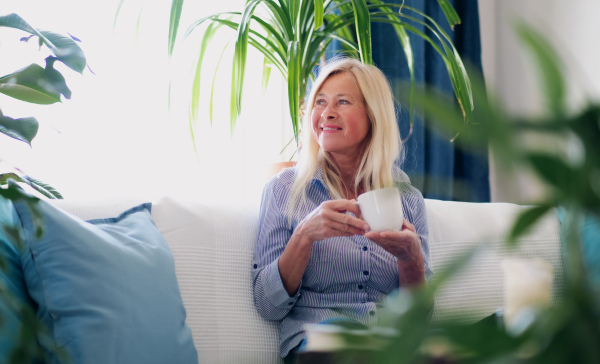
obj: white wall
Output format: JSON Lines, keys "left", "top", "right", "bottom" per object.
{"left": 479, "top": 0, "right": 600, "bottom": 203}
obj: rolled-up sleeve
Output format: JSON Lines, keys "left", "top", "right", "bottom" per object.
{"left": 252, "top": 179, "right": 301, "bottom": 321}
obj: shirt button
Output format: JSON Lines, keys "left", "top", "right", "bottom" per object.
{"left": 288, "top": 302, "right": 293, "bottom": 306}
{"left": 363, "top": 271, "right": 369, "bottom": 276}
{"left": 253, "top": 264, "right": 258, "bottom": 269}
{"left": 358, "top": 284, "right": 364, "bottom": 290}
{"left": 362, "top": 246, "right": 368, "bottom": 251}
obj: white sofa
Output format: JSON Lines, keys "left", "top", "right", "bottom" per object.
{"left": 51, "top": 197, "right": 564, "bottom": 364}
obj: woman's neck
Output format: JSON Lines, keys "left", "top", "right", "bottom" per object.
{"left": 330, "top": 156, "right": 364, "bottom": 200}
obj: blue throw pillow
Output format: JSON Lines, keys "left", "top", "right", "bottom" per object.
{"left": 0, "top": 196, "right": 41, "bottom": 363}
{"left": 556, "top": 205, "right": 600, "bottom": 294}
{"left": 14, "top": 200, "right": 198, "bottom": 364}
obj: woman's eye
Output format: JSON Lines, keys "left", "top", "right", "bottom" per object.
{"left": 339, "top": 99, "right": 349, "bottom": 105}
{"left": 315, "top": 99, "right": 325, "bottom": 106}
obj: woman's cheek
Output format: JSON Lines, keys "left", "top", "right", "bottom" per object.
{"left": 310, "top": 111, "right": 320, "bottom": 139}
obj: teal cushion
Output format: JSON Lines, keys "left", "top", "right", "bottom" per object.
{"left": 0, "top": 196, "right": 40, "bottom": 363}
{"left": 14, "top": 200, "right": 198, "bottom": 364}
{"left": 556, "top": 205, "right": 600, "bottom": 293}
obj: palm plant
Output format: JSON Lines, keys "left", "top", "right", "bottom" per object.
{"left": 150, "top": 0, "right": 473, "bottom": 149}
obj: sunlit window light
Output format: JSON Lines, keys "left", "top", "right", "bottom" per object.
{"left": 0, "top": 0, "right": 292, "bottom": 204}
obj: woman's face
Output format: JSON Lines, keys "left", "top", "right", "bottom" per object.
{"left": 311, "top": 72, "right": 370, "bottom": 163}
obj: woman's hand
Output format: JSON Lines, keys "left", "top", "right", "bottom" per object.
{"left": 279, "top": 199, "right": 369, "bottom": 296}
{"left": 295, "top": 199, "right": 369, "bottom": 243}
{"left": 365, "top": 219, "right": 426, "bottom": 287}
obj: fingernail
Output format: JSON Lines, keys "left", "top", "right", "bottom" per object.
{"left": 363, "top": 224, "right": 369, "bottom": 230}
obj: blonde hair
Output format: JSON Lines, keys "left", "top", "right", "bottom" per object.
{"left": 287, "top": 57, "right": 402, "bottom": 220}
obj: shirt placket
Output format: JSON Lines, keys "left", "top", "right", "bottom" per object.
{"left": 358, "top": 239, "right": 377, "bottom": 324}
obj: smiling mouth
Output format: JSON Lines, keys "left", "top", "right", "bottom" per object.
{"left": 322, "top": 127, "right": 342, "bottom": 131}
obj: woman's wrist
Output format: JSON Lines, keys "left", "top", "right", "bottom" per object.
{"left": 292, "top": 220, "right": 315, "bottom": 251}
{"left": 396, "top": 239, "right": 426, "bottom": 287}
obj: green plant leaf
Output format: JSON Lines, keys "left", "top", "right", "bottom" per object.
{"left": 287, "top": 40, "right": 302, "bottom": 145}
{"left": 134, "top": 4, "right": 144, "bottom": 45}
{"left": 168, "top": 0, "right": 185, "bottom": 56}
{"left": 262, "top": 51, "right": 273, "bottom": 92}
{"left": 0, "top": 63, "right": 65, "bottom": 104}
{"left": 314, "top": 0, "right": 324, "bottom": 29}
{"left": 0, "top": 14, "right": 86, "bottom": 74}
{"left": 0, "top": 182, "right": 43, "bottom": 239}
{"left": 187, "top": 16, "right": 286, "bottom": 73}
{"left": 0, "top": 13, "right": 38, "bottom": 37}
{"left": 527, "top": 152, "right": 574, "bottom": 192}
{"left": 263, "top": 0, "right": 294, "bottom": 41}
{"left": 0, "top": 173, "right": 62, "bottom": 199}
{"left": 508, "top": 205, "right": 553, "bottom": 245}
{"left": 290, "top": 0, "right": 301, "bottom": 31}
{"left": 394, "top": 7, "right": 473, "bottom": 122}
{"left": 113, "top": 0, "right": 126, "bottom": 30}
{"left": 0, "top": 114, "right": 39, "bottom": 146}
{"left": 190, "top": 21, "right": 220, "bottom": 129}
{"left": 38, "top": 30, "right": 86, "bottom": 73}
{"left": 437, "top": 0, "right": 461, "bottom": 28}
{"left": 230, "top": 0, "right": 262, "bottom": 129}
{"left": 515, "top": 21, "right": 566, "bottom": 116}
{"left": 350, "top": 0, "right": 372, "bottom": 64}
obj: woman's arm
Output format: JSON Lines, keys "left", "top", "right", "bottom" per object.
{"left": 365, "top": 219, "right": 426, "bottom": 287}
{"left": 253, "top": 181, "right": 369, "bottom": 320}
{"left": 278, "top": 199, "right": 368, "bottom": 295}
{"left": 363, "top": 184, "right": 430, "bottom": 288}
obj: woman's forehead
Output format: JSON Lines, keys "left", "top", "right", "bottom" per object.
{"left": 318, "top": 72, "right": 361, "bottom": 94}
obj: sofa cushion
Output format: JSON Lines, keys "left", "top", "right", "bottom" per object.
{"left": 14, "top": 200, "right": 197, "bottom": 364}
{"left": 150, "top": 197, "right": 280, "bottom": 364}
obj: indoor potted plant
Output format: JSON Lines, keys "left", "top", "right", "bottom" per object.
{"left": 117, "top": 0, "right": 474, "bottom": 153}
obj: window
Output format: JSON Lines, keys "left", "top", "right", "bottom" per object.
{"left": 1, "top": 0, "right": 290, "bottom": 204}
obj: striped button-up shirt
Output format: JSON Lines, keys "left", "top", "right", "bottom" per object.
{"left": 252, "top": 166, "right": 431, "bottom": 358}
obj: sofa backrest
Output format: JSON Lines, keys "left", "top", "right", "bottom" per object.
{"left": 51, "top": 197, "right": 564, "bottom": 363}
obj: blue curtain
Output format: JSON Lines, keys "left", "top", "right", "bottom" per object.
{"left": 371, "top": 0, "right": 490, "bottom": 202}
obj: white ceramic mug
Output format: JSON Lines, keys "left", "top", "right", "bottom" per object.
{"left": 356, "top": 188, "right": 404, "bottom": 232}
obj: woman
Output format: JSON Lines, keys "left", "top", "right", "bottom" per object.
{"left": 252, "top": 57, "right": 432, "bottom": 360}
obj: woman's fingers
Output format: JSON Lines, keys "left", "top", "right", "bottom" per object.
{"left": 401, "top": 218, "right": 416, "bottom": 233}
{"left": 322, "top": 200, "right": 369, "bottom": 231}
{"left": 298, "top": 200, "right": 368, "bottom": 242}
{"left": 325, "top": 199, "right": 363, "bottom": 220}
{"left": 365, "top": 228, "right": 420, "bottom": 259}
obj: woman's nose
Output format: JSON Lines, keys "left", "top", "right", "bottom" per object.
{"left": 322, "top": 105, "right": 337, "bottom": 119}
